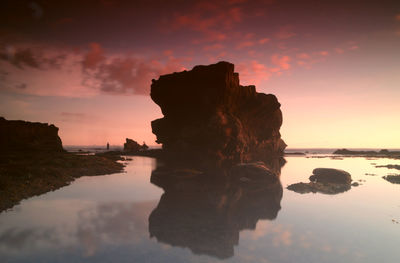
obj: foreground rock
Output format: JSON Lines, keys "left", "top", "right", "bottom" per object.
{"left": 150, "top": 61, "right": 286, "bottom": 168}
{"left": 287, "top": 168, "right": 352, "bottom": 195}
{"left": 149, "top": 161, "right": 282, "bottom": 259}
{"left": 0, "top": 117, "right": 124, "bottom": 212}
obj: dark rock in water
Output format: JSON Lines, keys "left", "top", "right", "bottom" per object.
{"left": 310, "top": 168, "right": 352, "bottom": 184}
{"left": 0, "top": 116, "right": 63, "bottom": 153}
{"left": 333, "top": 148, "right": 400, "bottom": 157}
{"left": 149, "top": 162, "right": 282, "bottom": 259}
{"left": 123, "top": 138, "right": 148, "bottom": 152}
{"left": 285, "top": 152, "right": 306, "bottom": 156}
{"left": 383, "top": 175, "right": 400, "bottom": 184}
{"left": 150, "top": 61, "right": 286, "bottom": 168}
{"left": 376, "top": 164, "right": 400, "bottom": 171}
{"left": 287, "top": 182, "right": 351, "bottom": 194}
{"left": 287, "top": 168, "right": 352, "bottom": 195}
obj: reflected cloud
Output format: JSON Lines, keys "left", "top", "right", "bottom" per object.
{"left": 76, "top": 201, "right": 157, "bottom": 256}
{"left": 0, "top": 227, "right": 59, "bottom": 252}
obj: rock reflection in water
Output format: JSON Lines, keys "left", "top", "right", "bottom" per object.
{"left": 148, "top": 163, "right": 283, "bottom": 259}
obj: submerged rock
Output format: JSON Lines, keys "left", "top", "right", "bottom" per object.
{"left": 287, "top": 182, "right": 351, "bottom": 195}
{"left": 150, "top": 61, "right": 286, "bottom": 168}
{"left": 287, "top": 168, "right": 353, "bottom": 195}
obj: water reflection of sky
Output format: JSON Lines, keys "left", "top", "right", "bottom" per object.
{"left": 0, "top": 156, "right": 399, "bottom": 263}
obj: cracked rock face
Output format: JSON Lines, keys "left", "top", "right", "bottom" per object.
{"left": 150, "top": 61, "right": 286, "bottom": 168}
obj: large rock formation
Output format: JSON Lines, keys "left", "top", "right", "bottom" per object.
{"left": 150, "top": 61, "right": 286, "bottom": 168}
{"left": 0, "top": 117, "right": 63, "bottom": 153}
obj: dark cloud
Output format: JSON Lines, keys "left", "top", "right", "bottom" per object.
{"left": 15, "top": 83, "right": 27, "bottom": 89}
{"left": 81, "top": 43, "right": 185, "bottom": 95}
{"left": 0, "top": 48, "right": 40, "bottom": 69}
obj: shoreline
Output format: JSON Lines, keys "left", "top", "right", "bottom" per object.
{"left": 0, "top": 151, "right": 124, "bottom": 212}
{"left": 2, "top": 148, "right": 399, "bottom": 213}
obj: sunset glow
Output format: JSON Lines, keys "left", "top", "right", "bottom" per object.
{"left": 1, "top": 0, "right": 399, "bottom": 147}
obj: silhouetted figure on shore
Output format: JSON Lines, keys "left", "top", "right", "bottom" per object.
{"left": 106, "top": 142, "right": 109, "bottom": 150}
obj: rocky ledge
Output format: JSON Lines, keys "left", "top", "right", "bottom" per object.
{"left": 150, "top": 61, "right": 286, "bottom": 169}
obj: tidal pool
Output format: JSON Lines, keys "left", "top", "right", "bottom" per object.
{"left": 1, "top": 155, "right": 399, "bottom": 263}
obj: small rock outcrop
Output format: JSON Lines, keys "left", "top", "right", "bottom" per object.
{"left": 0, "top": 116, "right": 63, "bottom": 153}
{"left": 150, "top": 61, "right": 286, "bottom": 168}
{"left": 310, "top": 168, "right": 352, "bottom": 184}
{"left": 123, "top": 138, "right": 148, "bottom": 152}
{"left": 287, "top": 168, "right": 353, "bottom": 195}
{"left": 383, "top": 174, "right": 400, "bottom": 184}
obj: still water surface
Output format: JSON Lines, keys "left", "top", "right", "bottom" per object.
{"left": 1, "top": 156, "right": 399, "bottom": 263}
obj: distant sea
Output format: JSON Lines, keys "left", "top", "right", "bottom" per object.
{"left": 64, "top": 145, "right": 161, "bottom": 153}
{"left": 285, "top": 148, "right": 400, "bottom": 154}
{"left": 64, "top": 145, "right": 400, "bottom": 154}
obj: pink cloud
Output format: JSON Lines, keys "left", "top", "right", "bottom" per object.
{"left": 271, "top": 54, "right": 291, "bottom": 70}
{"left": 82, "top": 45, "right": 186, "bottom": 95}
{"left": 163, "top": 50, "right": 173, "bottom": 57}
{"left": 296, "top": 53, "right": 310, "bottom": 59}
{"left": 318, "top": 51, "right": 329, "bottom": 56}
{"left": 203, "top": 43, "right": 224, "bottom": 51}
{"left": 276, "top": 26, "right": 296, "bottom": 40}
{"left": 348, "top": 45, "right": 359, "bottom": 50}
{"left": 0, "top": 42, "right": 186, "bottom": 97}
{"left": 82, "top": 43, "right": 105, "bottom": 69}
{"left": 334, "top": 48, "right": 344, "bottom": 54}
{"left": 167, "top": 3, "right": 244, "bottom": 43}
{"left": 258, "top": 38, "right": 270, "bottom": 44}
{"left": 237, "top": 60, "right": 271, "bottom": 85}
{"left": 236, "top": 41, "right": 255, "bottom": 49}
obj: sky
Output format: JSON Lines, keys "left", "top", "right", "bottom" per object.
{"left": 0, "top": 0, "right": 399, "bottom": 148}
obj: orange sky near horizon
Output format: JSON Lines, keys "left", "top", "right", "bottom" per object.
{"left": 1, "top": 0, "right": 399, "bottom": 148}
